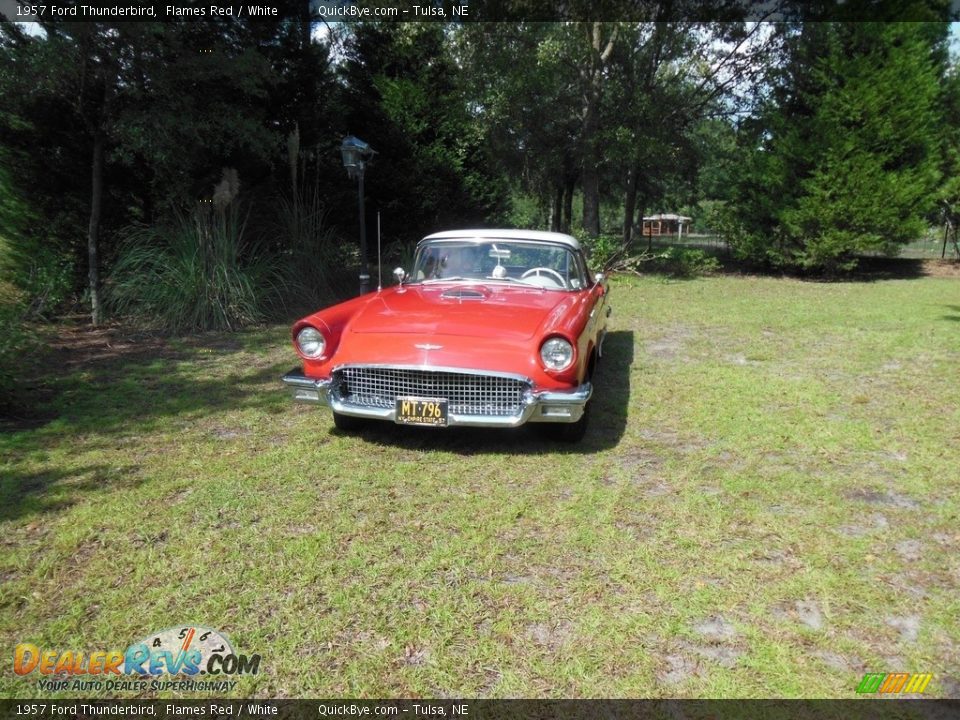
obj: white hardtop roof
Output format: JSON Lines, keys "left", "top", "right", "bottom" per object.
{"left": 421, "top": 229, "right": 580, "bottom": 250}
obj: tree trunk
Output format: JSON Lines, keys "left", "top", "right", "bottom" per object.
{"left": 581, "top": 91, "right": 601, "bottom": 237}
{"left": 87, "top": 131, "right": 104, "bottom": 326}
{"left": 579, "top": 22, "right": 617, "bottom": 239}
{"left": 562, "top": 176, "right": 575, "bottom": 234}
{"left": 550, "top": 183, "right": 563, "bottom": 232}
{"left": 581, "top": 156, "right": 600, "bottom": 238}
{"left": 623, "top": 164, "right": 638, "bottom": 246}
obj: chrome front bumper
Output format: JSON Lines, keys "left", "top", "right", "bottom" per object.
{"left": 282, "top": 368, "right": 591, "bottom": 427}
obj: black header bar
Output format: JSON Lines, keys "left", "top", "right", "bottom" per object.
{"left": 1, "top": 0, "right": 956, "bottom": 23}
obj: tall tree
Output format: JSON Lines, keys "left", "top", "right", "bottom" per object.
{"left": 607, "top": 22, "right": 773, "bottom": 245}
{"left": 22, "top": 22, "right": 129, "bottom": 325}
{"left": 578, "top": 22, "right": 618, "bottom": 237}
{"left": 338, "top": 24, "right": 507, "bottom": 241}
{"left": 728, "top": 22, "right": 948, "bottom": 271}
{"left": 938, "top": 55, "right": 960, "bottom": 256}
{"left": 456, "top": 23, "right": 582, "bottom": 232}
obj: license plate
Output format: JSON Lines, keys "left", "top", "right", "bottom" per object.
{"left": 395, "top": 397, "right": 448, "bottom": 427}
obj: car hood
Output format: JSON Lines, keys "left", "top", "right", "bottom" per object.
{"left": 346, "top": 284, "right": 576, "bottom": 341}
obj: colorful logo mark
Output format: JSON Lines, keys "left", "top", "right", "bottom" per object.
{"left": 856, "top": 673, "right": 933, "bottom": 694}
{"left": 14, "top": 625, "right": 260, "bottom": 678}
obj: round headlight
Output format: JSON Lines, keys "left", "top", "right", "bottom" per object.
{"left": 296, "top": 326, "right": 326, "bottom": 358}
{"left": 540, "top": 337, "right": 574, "bottom": 371}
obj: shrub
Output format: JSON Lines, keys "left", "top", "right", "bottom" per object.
{"left": 505, "top": 193, "right": 547, "bottom": 230}
{"left": 580, "top": 233, "right": 625, "bottom": 272}
{"left": 0, "top": 293, "right": 37, "bottom": 414}
{"left": 14, "top": 243, "right": 73, "bottom": 318}
{"left": 649, "top": 247, "right": 721, "bottom": 278}
{"left": 0, "top": 163, "right": 67, "bottom": 413}
{"left": 108, "top": 202, "right": 286, "bottom": 333}
{"left": 0, "top": 158, "right": 73, "bottom": 319}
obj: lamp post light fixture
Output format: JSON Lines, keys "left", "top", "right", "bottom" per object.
{"left": 340, "top": 135, "right": 375, "bottom": 295}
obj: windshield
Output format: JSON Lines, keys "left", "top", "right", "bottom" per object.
{"left": 410, "top": 239, "right": 588, "bottom": 291}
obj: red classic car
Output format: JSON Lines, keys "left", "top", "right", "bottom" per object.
{"left": 282, "top": 229, "right": 610, "bottom": 441}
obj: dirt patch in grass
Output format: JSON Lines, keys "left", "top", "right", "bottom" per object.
{"left": 637, "top": 428, "right": 712, "bottom": 454}
{"left": 613, "top": 447, "right": 667, "bottom": 493}
{"left": 684, "top": 642, "right": 744, "bottom": 669}
{"left": 210, "top": 426, "right": 252, "bottom": 440}
{"left": 657, "top": 653, "right": 700, "bottom": 685}
{"left": 752, "top": 546, "right": 804, "bottom": 570}
{"left": 643, "top": 325, "right": 693, "bottom": 361}
{"left": 615, "top": 447, "right": 663, "bottom": 474}
{"left": 767, "top": 600, "right": 827, "bottom": 632}
{"left": 844, "top": 489, "right": 921, "bottom": 509}
{"left": 937, "top": 677, "right": 960, "bottom": 698}
{"left": 166, "top": 487, "right": 194, "bottom": 504}
{"left": 846, "top": 257, "right": 960, "bottom": 280}
{"left": 812, "top": 651, "right": 863, "bottom": 674}
{"left": 836, "top": 512, "right": 889, "bottom": 538}
{"left": 886, "top": 615, "right": 921, "bottom": 643}
{"left": 656, "top": 627, "right": 747, "bottom": 686}
{"left": 693, "top": 615, "right": 738, "bottom": 641}
{"left": 400, "top": 644, "right": 429, "bottom": 666}
{"left": 794, "top": 600, "right": 825, "bottom": 631}
{"left": 525, "top": 621, "right": 574, "bottom": 651}
{"left": 894, "top": 539, "right": 923, "bottom": 562}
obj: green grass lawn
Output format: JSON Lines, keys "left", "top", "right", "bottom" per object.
{"left": 2, "top": 273, "right": 959, "bottom": 699}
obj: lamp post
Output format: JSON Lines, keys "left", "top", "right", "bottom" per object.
{"left": 340, "top": 136, "right": 375, "bottom": 295}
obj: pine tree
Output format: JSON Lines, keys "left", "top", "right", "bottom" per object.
{"left": 730, "top": 23, "right": 947, "bottom": 271}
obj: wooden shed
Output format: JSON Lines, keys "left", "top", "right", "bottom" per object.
{"left": 642, "top": 213, "right": 692, "bottom": 239}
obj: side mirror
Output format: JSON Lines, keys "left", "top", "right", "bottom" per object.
{"left": 393, "top": 267, "right": 406, "bottom": 286}
{"left": 594, "top": 272, "right": 606, "bottom": 295}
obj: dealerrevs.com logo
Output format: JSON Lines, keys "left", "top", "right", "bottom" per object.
{"left": 14, "top": 626, "right": 261, "bottom": 693}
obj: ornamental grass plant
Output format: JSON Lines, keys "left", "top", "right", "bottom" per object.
{"left": 109, "top": 199, "right": 286, "bottom": 334}
{"left": 274, "top": 186, "right": 353, "bottom": 308}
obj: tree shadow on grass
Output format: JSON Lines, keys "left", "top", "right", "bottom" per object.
{"left": 341, "top": 330, "right": 634, "bottom": 455}
{"left": 941, "top": 305, "right": 960, "bottom": 322}
{"left": 2, "top": 325, "right": 295, "bottom": 522}
{"left": 11, "top": 360, "right": 290, "bottom": 439}
{"left": 0, "top": 463, "right": 145, "bottom": 522}
{"left": 693, "top": 250, "right": 948, "bottom": 282}
{"left": 3, "top": 324, "right": 292, "bottom": 453}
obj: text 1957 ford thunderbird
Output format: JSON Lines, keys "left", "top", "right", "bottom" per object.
{"left": 282, "top": 229, "right": 610, "bottom": 441}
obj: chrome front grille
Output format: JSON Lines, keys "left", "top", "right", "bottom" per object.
{"left": 333, "top": 367, "right": 529, "bottom": 417}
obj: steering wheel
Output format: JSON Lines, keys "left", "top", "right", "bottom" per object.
{"left": 520, "top": 267, "right": 566, "bottom": 288}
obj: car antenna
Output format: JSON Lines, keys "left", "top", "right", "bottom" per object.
{"left": 377, "top": 211, "right": 382, "bottom": 292}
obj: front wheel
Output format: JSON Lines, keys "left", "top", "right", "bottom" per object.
{"left": 332, "top": 411, "right": 366, "bottom": 432}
